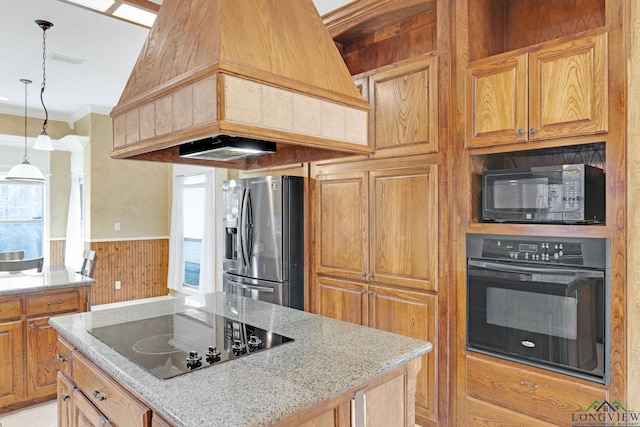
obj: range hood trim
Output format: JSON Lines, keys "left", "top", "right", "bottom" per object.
{"left": 111, "top": 0, "right": 371, "bottom": 167}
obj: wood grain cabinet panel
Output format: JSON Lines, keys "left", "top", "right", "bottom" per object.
{"left": 0, "top": 298, "right": 22, "bottom": 322}
{"left": 466, "top": 32, "right": 607, "bottom": 148}
{"left": 26, "top": 290, "right": 80, "bottom": 317}
{"left": 369, "top": 285, "right": 437, "bottom": 422}
{"left": 57, "top": 372, "right": 75, "bottom": 427}
{"left": 466, "top": 397, "right": 560, "bottom": 427}
{"left": 529, "top": 32, "right": 608, "bottom": 140}
{"left": 369, "top": 166, "right": 438, "bottom": 291}
{"left": 0, "top": 320, "right": 24, "bottom": 407}
{"left": 467, "top": 354, "right": 608, "bottom": 425}
{"left": 55, "top": 338, "right": 74, "bottom": 377}
{"left": 312, "top": 158, "right": 439, "bottom": 425}
{"left": 466, "top": 54, "right": 528, "bottom": 147}
{"left": 73, "top": 352, "right": 151, "bottom": 426}
{"left": 316, "top": 276, "right": 367, "bottom": 326}
{"left": 74, "top": 388, "right": 113, "bottom": 427}
{"left": 370, "top": 56, "right": 438, "bottom": 156}
{"left": 315, "top": 171, "right": 369, "bottom": 281}
{"left": 26, "top": 316, "right": 61, "bottom": 398}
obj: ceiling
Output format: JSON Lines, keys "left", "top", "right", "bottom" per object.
{"left": 0, "top": 0, "right": 352, "bottom": 125}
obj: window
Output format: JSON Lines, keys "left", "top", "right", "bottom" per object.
{"left": 0, "top": 177, "right": 44, "bottom": 258}
{"left": 182, "top": 174, "right": 206, "bottom": 288}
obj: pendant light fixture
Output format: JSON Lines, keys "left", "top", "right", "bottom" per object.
{"left": 33, "top": 20, "right": 54, "bottom": 151}
{"left": 6, "top": 79, "right": 45, "bottom": 183}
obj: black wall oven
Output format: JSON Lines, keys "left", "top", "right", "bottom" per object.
{"left": 466, "top": 234, "right": 608, "bottom": 384}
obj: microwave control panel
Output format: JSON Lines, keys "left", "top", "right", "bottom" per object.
{"left": 481, "top": 238, "right": 583, "bottom": 265}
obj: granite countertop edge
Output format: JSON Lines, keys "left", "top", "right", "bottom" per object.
{"left": 50, "top": 293, "right": 433, "bottom": 427}
{"left": 0, "top": 267, "right": 95, "bottom": 297}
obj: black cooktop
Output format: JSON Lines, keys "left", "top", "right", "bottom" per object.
{"left": 88, "top": 309, "right": 293, "bottom": 379}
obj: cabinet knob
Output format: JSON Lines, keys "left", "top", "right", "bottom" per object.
{"left": 92, "top": 390, "right": 107, "bottom": 401}
{"left": 517, "top": 129, "right": 525, "bottom": 136}
{"left": 56, "top": 354, "right": 67, "bottom": 363}
{"left": 61, "top": 393, "right": 70, "bottom": 401}
{"left": 361, "top": 272, "right": 367, "bottom": 278}
{"left": 47, "top": 300, "right": 63, "bottom": 306}
{"left": 519, "top": 380, "right": 538, "bottom": 390}
{"left": 529, "top": 128, "right": 536, "bottom": 135}
{"left": 28, "top": 322, "right": 35, "bottom": 329}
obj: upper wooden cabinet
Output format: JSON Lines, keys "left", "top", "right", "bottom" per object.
{"left": 315, "top": 162, "right": 438, "bottom": 291}
{"left": 370, "top": 56, "right": 438, "bottom": 156}
{"left": 466, "top": 32, "right": 608, "bottom": 148}
{"left": 315, "top": 171, "right": 369, "bottom": 281}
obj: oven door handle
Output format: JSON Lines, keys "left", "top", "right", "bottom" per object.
{"left": 225, "top": 279, "right": 275, "bottom": 293}
{"left": 467, "top": 259, "right": 603, "bottom": 279}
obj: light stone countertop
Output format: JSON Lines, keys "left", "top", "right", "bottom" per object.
{"left": 0, "top": 266, "right": 95, "bottom": 296}
{"left": 50, "top": 292, "right": 433, "bottom": 427}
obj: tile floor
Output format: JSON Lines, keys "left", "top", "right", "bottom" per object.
{"left": 0, "top": 400, "right": 56, "bottom": 427}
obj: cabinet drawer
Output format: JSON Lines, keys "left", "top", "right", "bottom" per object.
{"left": 26, "top": 290, "right": 79, "bottom": 317}
{"left": 467, "top": 354, "right": 607, "bottom": 425}
{"left": 55, "top": 339, "right": 74, "bottom": 377}
{"left": 0, "top": 297, "right": 22, "bottom": 322}
{"left": 467, "top": 396, "right": 560, "bottom": 426}
{"left": 73, "top": 352, "right": 150, "bottom": 426}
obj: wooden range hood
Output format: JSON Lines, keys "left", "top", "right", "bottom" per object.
{"left": 110, "top": 0, "right": 371, "bottom": 170}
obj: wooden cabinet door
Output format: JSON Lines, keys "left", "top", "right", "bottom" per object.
{"left": 529, "top": 32, "right": 608, "bottom": 140}
{"left": 369, "top": 166, "right": 438, "bottom": 290}
{"left": 369, "top": 285, "right": 437, "bottom": 423}
{"left": 26, "top": 316, "right": 59, "bottom": 398}
{"left": 315, "top": 276, "right": 368, "bottom": 325}
{"left": 0, "top": 320, "right": 24, "bottom": 406}
{"left": 370, "top": 56, "right": 438, "bottom": 156}
{"left": 315, "top": 172, "right": 368, "bottom": 281}
{"left": 466, "top": 53, "right": 528, "bottom": 147}
{"left": 58, "top": 372, "right": 75, "bottom": 427}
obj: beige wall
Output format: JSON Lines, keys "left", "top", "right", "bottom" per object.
{"left": 76, "top": 113, "right": 171, "bottom": 240}
{"left": 50, "top": 150, "right": 71, "bottom": 238}
{"left": 0, "top": 113, "right": 72, "bottom": 139}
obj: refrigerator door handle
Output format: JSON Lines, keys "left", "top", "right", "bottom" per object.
{"left": 246, "top": 189, "right": 254, "bottom": 263}
{"left": 239, "top": 188, "right": 250, "bottom": 267}
{"left": 226, "top": 279, "right": 276, "bottom": 293}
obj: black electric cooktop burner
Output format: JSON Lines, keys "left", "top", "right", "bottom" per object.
{"left": 88, "top": 309, "right": 293, "bottom": 379}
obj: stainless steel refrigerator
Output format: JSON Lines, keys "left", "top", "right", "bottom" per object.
{"left": 222, "top": 175, "right": 304, "bottom": 309}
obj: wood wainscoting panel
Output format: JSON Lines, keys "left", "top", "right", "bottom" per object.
{"left": 88, "top": 239, "right": 169, "bottom": 305}
{"left": 50, "top": 240, "right": 66, "bottom": 266}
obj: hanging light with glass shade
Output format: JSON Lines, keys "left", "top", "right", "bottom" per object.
{"left": 33, "top": 20, "right": 54, "bottom": 151}
{"left": 6, "top": 79, "right": 45, "bottom": 183}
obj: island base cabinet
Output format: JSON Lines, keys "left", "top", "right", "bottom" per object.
{"left": 275, "top": 358, "right": 421, "bottom": 427}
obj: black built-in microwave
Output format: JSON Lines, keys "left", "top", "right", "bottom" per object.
{"left": 482, "top": 164, "right": 605, "bottom": 224}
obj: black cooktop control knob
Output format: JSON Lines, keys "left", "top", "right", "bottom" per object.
{"left": 186, "top": 351, "right": 202, "bottom": 369}
{"left": 247, "top": 335, "right": 263, "bottom": 351}
{"left": 232, "top": 339, "right": 247, "bottom": 355}
{"left": 206, "top": 346, "right": 221, "bottom": 364}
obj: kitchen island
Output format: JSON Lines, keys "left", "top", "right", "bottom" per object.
{"left": 50, "top": 292, "right": 432, "bottom": 426}
{"left": 0, "top": 266, "right": 93, "bottom": 412}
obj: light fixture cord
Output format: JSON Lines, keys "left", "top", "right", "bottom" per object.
{"left": 23, "top": 80, "right": 29, "bottom": 161}
{"left": 40, "top": 25, "right": 49, "bottom": 135}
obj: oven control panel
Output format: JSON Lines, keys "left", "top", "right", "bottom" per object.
{"left": 481, "top": 238, "right": 583, "bottom": 265}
